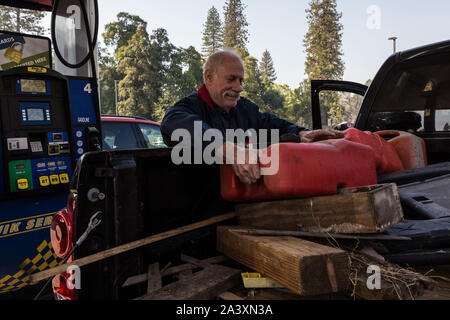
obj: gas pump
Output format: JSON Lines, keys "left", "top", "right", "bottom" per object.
{"left": 0, "top": 0, "right": 101, "bottom": 296}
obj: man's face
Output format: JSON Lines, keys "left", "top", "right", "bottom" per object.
{"left": 205, "top": 56, "right": 244, "bottom": 112}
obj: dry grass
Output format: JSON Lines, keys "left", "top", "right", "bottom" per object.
{"left": 321, "top": 234, "right": 436, "bottom": 300}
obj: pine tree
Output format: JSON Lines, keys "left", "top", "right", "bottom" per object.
{"left": 285, "top": 81, "right": 313, "bottom": 127}
{"left": 0, "top": 6, "right": 47, "bottom": 35}
{"left": 154, "top": 46, "right": 203, "bottom": 121}
{"left": 241, "top": 56, "right": 264, "bottom": 107}
{"left": 100, "top": 12, "right": 147, "bottom": 115}
{"left": 98, "top": 46, "right": 119, "bottom": 115}
{"left": 303, "top": 0, "right": 345, "bottom": 127}
{"left": 259, "top": 49, "right": 277, "bottom": 85}
{"left": 201, "top": 6, "right": 223, "bottom": 58}
{"left": 103, "top": 12, "right": 147, "bottom": 56}
{"left": 116, "top": 26, "right": 173, "bottom": 119}
{"left": 223, "top": 0, "right": 249, "bottom": 54}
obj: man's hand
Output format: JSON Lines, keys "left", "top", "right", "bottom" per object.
{"left": 218, "top": 141, "right": 261, "bottom": 185}
{"left": 299, "top": 129, "right": 346, "bottom": 143}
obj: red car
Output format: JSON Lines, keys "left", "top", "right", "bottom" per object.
{"left": 101, "top": 115, "right": 166, "bottom": 150}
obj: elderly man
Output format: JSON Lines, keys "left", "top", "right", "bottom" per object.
{"left": 161, "top": 49, "right": 344, "bottom": 185}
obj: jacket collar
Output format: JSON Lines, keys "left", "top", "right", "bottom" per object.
{"left": 197, "top": 84, "right": 216, "bottom": 112}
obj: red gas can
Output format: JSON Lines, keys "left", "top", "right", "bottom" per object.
{"left": 344, "top": 128, "right": 404, "bottom": 174}
{"left": 220, "top": 139, "right": 377, "bottom": 202}
{"left": 376, "top": 130, "right": 427, "bottom": 169}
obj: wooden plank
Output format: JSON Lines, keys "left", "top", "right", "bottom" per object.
{"left": 229, "top": 228, "right": 411, "bottom": 241}
{"left": 136, "top": 264, "right": 241, "bottom": 300}
{"left": 122, "top": 256, "right": 228, "bottom": 287}
{"left": 235, "top": 184, "right": 403, "bottom": 234}
{"left": 414, "top": 266, "right": 450, "bottom": 300}
{"left": 180, "top": 254, "right": 228, "bottom": 268}
{"left": 147, "top": 263, "right": 162, "bottom": 294}
{"left": 248, "top": 288, "right": 350, "bottom": 300}
{"left": 216, "top": 226, "right": 350, "bottom": 296}
{"left": 218, "top": 291, "right": 244, "bottom": 300}
{"left": 30, "top": 212, "right": 236, "bottom": 283}
{"left": 180, "top": 254, "right": 213, "bottom": 268}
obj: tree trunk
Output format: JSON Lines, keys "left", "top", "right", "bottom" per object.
{"left": 16, "top": 8, "right": 21, "bottom": 33}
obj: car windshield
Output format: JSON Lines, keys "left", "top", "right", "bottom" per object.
{"left": 137, "top": 123, "right": 166, "bottom": 149}
{"left": 367, "top": 51, "right": 450, "bottom": 133}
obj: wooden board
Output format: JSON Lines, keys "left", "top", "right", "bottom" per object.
{"left": 235, "top": 184, "right": 403, "bottom": 234}
{"left": 136, "top": 264, "right": 241, "bottom": 300}
{"left": 216, "top": 226, "right": 350, "bottom": 296}
{"left": 31, "top": 212, "right": 236, "bottom": 283}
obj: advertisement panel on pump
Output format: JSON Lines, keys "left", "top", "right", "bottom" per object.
{"left": 0, "top": 32, "right": 51, "bottom": 71}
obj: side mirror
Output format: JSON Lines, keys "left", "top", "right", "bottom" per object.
{"left": 85, "top": 126, "right": 101, "bottom": 151}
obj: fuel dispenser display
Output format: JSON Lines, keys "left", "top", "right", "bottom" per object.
{"left": 0, "top": 67, "right": 74, "bottom": 196}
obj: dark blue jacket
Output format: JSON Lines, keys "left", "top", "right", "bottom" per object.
{"left": 161, "top": 85, "right": 306, "bottom": 149}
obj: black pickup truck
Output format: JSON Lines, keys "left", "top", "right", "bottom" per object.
{"left": 312, "top": 39, "right": 450, "bottom": 165}
{"left": 52, "top": 39, "right": 450, "bottom": 299}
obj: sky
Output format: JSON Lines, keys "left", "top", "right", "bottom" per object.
{"left": 93, "top": 0, "right": 450, "bottom": 89}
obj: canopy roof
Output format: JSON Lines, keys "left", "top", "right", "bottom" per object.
{"left": 0, "top": 0, "right": 53, "bottom": 11}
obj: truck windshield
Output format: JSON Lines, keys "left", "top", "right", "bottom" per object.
{"left": 367, "top": 52, "right": 450, "bottom": 133}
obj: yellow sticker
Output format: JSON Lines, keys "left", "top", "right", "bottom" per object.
{"left": 424, "top": 81, "right": 433, "bottom": 92}
{"left": 425, "top": 109, "right": 431, "bottom": 117}
{"left": 50, "top": 175, "right": 60, "bottom": 185}
{"left": 17, "top": 179, "right": 29, "bottom": 190}
{"left": 27, "top": 67, "right": 47, "bottom": 73}
{"left": 39, "top": 176, "right": 50, "bottom": 187}
{"left": 59, "top": 173, "right": 69, "bottom": 184}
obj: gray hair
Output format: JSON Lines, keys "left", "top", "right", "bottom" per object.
{"left": 202, "top": 49, "right": 243, "bottom": 82}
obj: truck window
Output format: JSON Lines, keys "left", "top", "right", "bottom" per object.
{"left": 367, "top": 52, "right": 450, "bottom": 133}
{"left": 137, "top": 123, "right": 166, "bottom": 149}
{"left": 102, "top": 122, "right": 139, "bottom": 150}
{"left": 319, "top": 91, "right": 363, "bottom": 129}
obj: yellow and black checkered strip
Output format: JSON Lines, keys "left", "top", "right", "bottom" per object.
{"left": 0, "top": 240, "right": 63, "bottom": 293}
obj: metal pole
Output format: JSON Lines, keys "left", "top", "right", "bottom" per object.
{"left": 388, "top": 37, "right": 398, "bottom": 53}
{"left": 114, "top": 80, "right": 119, "bottom": 115}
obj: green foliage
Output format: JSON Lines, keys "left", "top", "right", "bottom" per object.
{"left": 260, "top": 50, "right": 277, "bottom": 85}
{"left": 153, "top": 45, "right": 204, "bottom": 122}
{"left": 201, "top": 6, "right": 223, "bottom": 58}
{"left": 283, "top": 81, "right": 313, "bottom": 128}
{"left": 303, "top": 0, "right": 345, "bottom": 127}
{"left": 340, "top": 91, "right": 363, "bottom": 124}
{"left": 304, "top": 0, "right": 344, "bottom": 80}
{"left": 100, "top": 12, "right": 147, "bottom": 115}
{"left": 96, "top": 2, "right": 348, "bottom": 129}
{"left": 98, "top": 46, "right": 118, "bottom": 115}
{"left": 242, "top": 55, "right": 288, "bottom": 121}
{"left": 115, "top": 26, "right": 164, "bottom": 119}
{"left": 101, "top": 12, "right": 204, "bottom": 122}
{"left": 0, "top": 6, "right": 47, "bottom": 34}
{"left": 223, "top": 0, "right": 249, "bottom": 53}
{"left": 99, "top": 12, "right": 204, "bottom": 121}
{"left": 103, "top": 12, "right": 147, "bottom": 56}
{"left": 241, "top": 55, "right": 264, "bottom": 107}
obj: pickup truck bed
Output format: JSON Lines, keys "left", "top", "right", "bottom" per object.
{"left": 72, "top": 148, "right": 234, "bottom": 299}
